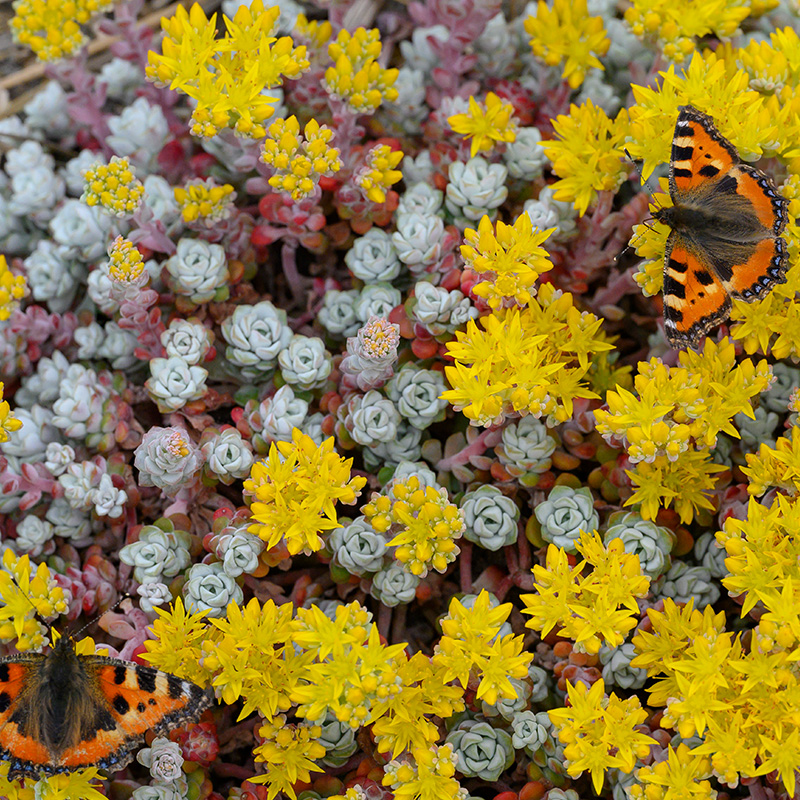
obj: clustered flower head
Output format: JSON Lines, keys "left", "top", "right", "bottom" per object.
{"left": 0, "top": 254, "right": 27, "bottom": 320}
{"left": 363, "top": 475, "right": 465, "bottom": 577}
{"left": 461, "top": 214, "right": 555, "bottom": 309}
{"left": 443, "top": 283, "right": 613, "bottom": 427}
{"left": 261, "top": 116, "right": 342, "bottom": 202}
{"left": 81, "top": 156, "right": 144, "bottom": 217}
{"left": 0, "top": 549, "right": 68, "bottom": 650}
{"left": 323, "top": 27, "right": 399, "bottom": 113}
{"left": 525, "top": 0, "right": 610, "bottom": 89}
{"left": 595, "top": 338, "right": 772, "bottom": 522}
{"left": 448, "top": 92, "right": 518, "bottom": 158}
{"left": 146, "top": 0, "right": 309, "bottom": 138}
{"left": 355, "top": 144, "right": 404, "bottom": 205}
{"left": 244, "top": 429, "right": 367, "bottom": 555}
{"left": 10, "top": 0, "right": 112, "bottom": 61}
{"left": 522, "top": 531, "right": 650, "bottom": 655}
{"left": 174, "top": 179, "right": 236, "bottom": 224}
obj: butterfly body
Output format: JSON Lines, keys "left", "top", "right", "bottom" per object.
{"left": 0, "top": 636, "right": 209, "bottom": 779}
{"left": 654, "top": 105, "right": 788, "bottom": 348}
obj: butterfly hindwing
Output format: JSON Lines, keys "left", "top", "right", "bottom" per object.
{"left": 662, "top": 233, "right": 732, "bottom": 348}
{"left": 0, "top": 655, "right": 53, "bottom": 774}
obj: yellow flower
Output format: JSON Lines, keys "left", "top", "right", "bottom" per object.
{"left": 461, "top": 214, "right": 555, "bottom": 309}
{"left": 249, "top": 715, "right": 326, "bottom": 799}
{"left": 363, "top": 476, "right": 465, "bottom": 577}
{"left": 146, "top": 0, "right": 309, "bottom": 139}
{"left": 0, "top": 549, "right": 68, "bottom": 651}
{"left": 142, "top": 597, "right": 211, "bottom": 685}
{"left": 624, "top": 0, "right": 752, "bottom": 63}
{"left": 29, "top": 769, "right": 107, "bottom": 800}
{"left": 82, "top": 156, "right": 144, "bottom": 217}
{"left": 543, "top": 100, "right": 629, "bottom": 216}
{"left": 0, "top": 383, "right": 22, "bottom": 444}
{"left": 174, "top": 179, "right": 236, "bottom": 224}
{"left": 629, "top": 743, "right": 715, "bottom": 800}
{"left": 522, "top": 532, "right": 650, "bottom": 655}
{"left": 383, "top": 745, "right": 465, "bottom": 800}
{"left": 443, "top": 284, "right": 611, "bottom": 427}
{"left": 106, "top": 236, "right": 146, "bottom": 285}
{"left": 355, "top": 143, "right": 404, "bottom": 204}
{"left": 10, "top": 0, "right": 111, "bottom": 61}
{"left": 524, "top": 0, "right": 609, "bottom": 89}
{"left": 323, "top": 27, "right": 398, "bottom": 113}
{"left": 0, "top": 255, "right": 26, "bottom": 321}
{"left": 448, "top": 92, "right": 517, "bottom": 158}
{"left": 244, "top": 429, "right": 366, "bottom": 555}
{"left": 548, "top": 679, "right": 653, "bottom": 792}
{"left": 261, "top": 116, "right": 342, "bottom": 202}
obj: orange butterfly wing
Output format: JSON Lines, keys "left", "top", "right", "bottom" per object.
{"left": 56, "top": 659, "right": 210, "bottom": 771}
{"left": 657, "top": 105, "right": 788, "bottom": 348}
{"left": 0, "top": 657, "right": 53, "bottom": 770}
{"left": 0, "top": 645, "right": 210, "bottom": 779}
{"left": 662, "top": 235, "right": 731, "bottom": 348}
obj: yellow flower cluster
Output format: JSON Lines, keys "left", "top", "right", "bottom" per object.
{"left": 595, "top": 338, "right": 772, "bottom": 522}
{"left": 383, "top": 744, "right": 462, "bottom": 800}
{"left": 448, "top": 92, "right": 517, "bottom": 158}
{"left": 107, "top": 236, "right": 146, "bottom": 285}
{"left": 10, "top": 0, "right": 111, "bottom": 61}
{"left": 524, "top": 0, "right": 609, "bottom": 89}
{"left": 742, "top": 425, "right": 800, "bottom": 496}
{"left": 543, "top": 100, "right": 630, "bottom": 216}
{"left": 5, "top": 767, "right": 109, "bottom": 800}
{"left": 433, "top": 592, "right": 532, "bottom": 705}
{"left": 549, "top": 679, "right": 653, "bottom": 793}
{"left": 461, "top": 215, "right": 555, "bottom": 309}
{"left": 323, "top": 27, "right": 398, "bottom": 113}
{"left": 174, "top": 179, "right": 236, "bottom": 224}
{"left": 146, "top": 1, "right": 309, "bottom": 139}
{"left": 443, "top": 283, "right": 613, "bottom": 427}
{"left": 244, "top": 429, "right": 366, "bottom": 556}
{"left": 0, "top": 383, "right": 22, "bottom": 445}
{"left": 363, "top": 476, "right": 464, "bottom": 577}
{"left": 82, "top": 156, "right": 144, "bottom": 217}
{"left": 631, "top": 568, "right": 800, "bottom": 799}
{"left": 595, "top": 339, "right": 771, "bottom": 461}
{"left": 293, "top": 13, "right": 332, "bottom": 52}
{"left": 355, "top": 144, "right": 404, "bottom": 205}
{"left": 261, "top": 116, "right": 342, "bottom": 202}
{"left": 0, "top": 549, "right": 68, "bottom": 651}
{"left": 143, "top": 597, "right": 209, "bottom": 685}
{"left": 628, "top": 743, "right": 715, "bottom": 800}
{"left": 147, "top": 592, "right": 531, "bottom": 798}
{"left": 0, "top": 254, "right": 27, "bottom": 321}
{"left": 250, "top": 716, "right": 326, "bottom": 797}
{"left": 521, "top": 531, "right": 650, "bottom": 655}
{"left": 624, "top": 0, "right": 752, "bottom": 63}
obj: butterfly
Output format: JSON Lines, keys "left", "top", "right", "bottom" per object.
{"left": 653, "top": 104, "right": 788, "bottom": 349}
{"left": 0, "top": 635, "right": 210, "bottom": 780}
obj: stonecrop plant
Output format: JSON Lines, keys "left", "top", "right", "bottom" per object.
{"left": 4, "top": 0, "right": 800, "bottom": 798}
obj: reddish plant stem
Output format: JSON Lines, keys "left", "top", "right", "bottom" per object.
{"left": 460, "top": 540, "right": 473, "bottom": 594}
{"left": 377, "top": 602, "right": 392, "bottom": 640}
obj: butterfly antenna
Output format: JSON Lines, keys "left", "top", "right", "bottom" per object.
{"left": 69, "top": 592, "right": 133, "bottom": 642}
